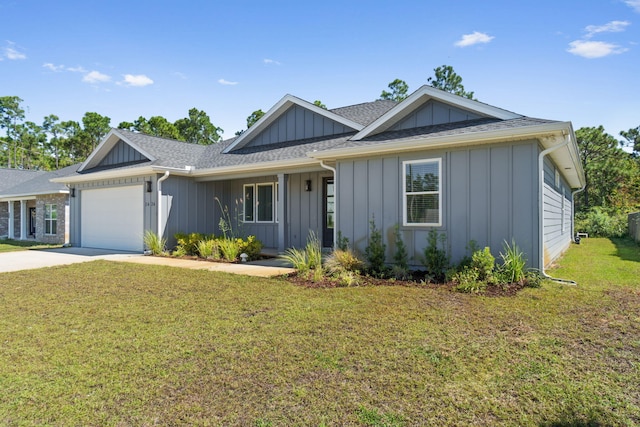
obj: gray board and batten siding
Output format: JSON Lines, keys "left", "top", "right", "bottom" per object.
{"left": 389, "top": 100, "right": 484, "bottom": 131}
{"left": 243, "top": 105, "right": 356, "bottom": 149}
{"left": 97, "top": 139, "right": 148, "bottom": 168}
{"left": 158, "top": 171, "right": 332, "bottom": 251}
{"left": 336, "top": 139, "right": 547, "bottom": 269}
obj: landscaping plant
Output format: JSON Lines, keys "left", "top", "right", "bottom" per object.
{"left": 143, "top": 230, "right": 167, "bottom": 256}
{"left": 364, "top": 217, "right": 387, "bottom": 276}
{"left": 422, "top": 230, "right": 449, "bottom": 282}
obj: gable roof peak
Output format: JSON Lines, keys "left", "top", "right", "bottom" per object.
{"left": 351, "top": 85, "right": 523, "bottom": 140}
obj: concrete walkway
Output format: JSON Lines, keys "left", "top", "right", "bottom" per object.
{"left": 0, "top": 247, "right": 294, "bottom": 277}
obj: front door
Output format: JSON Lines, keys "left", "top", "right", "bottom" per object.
{"left": 29, "top": 207, "right": 36, "bottom": 236}
{"left": 322, "top": 177, "right": 334, "bottom": 248}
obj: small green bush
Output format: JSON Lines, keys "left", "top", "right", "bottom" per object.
{"left": 174, "top": 232, "right": 209, "bottom": 256}
{"left": 336, "top": 230, "right": 350, "bottom": 251}
{"left": 393, "top": 224, "right": 409, "bottom": 271}
{"left": 365, "top": 217, "right": 387, "bottom": 276}
{"left": 197, "top": 239, "right": 219, "bottom": 259}
{"left": 422, "top": 230, "right": 449, "bottom": 282}
{"left": 453, "top": 267, "right": 486, "bottom": 293}
{"left": 237, "top": 235, "right": 263, "bottom": 261}
{"left": 471, "top": 247, "right": 495, "bottom": 283}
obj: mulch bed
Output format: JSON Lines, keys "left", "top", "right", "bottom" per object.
{"left": 285, "top": 271, "right": 529, "bottom": 297}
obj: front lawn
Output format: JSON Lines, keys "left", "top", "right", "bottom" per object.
{"left": 0, "top": 238, "right": 638, "bottom": 425}
{"left": 0, "top": 239, "right": 60, "bottom": 253}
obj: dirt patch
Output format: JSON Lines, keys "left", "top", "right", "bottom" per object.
{"left": 285, "top": 271, "right": 530, "bottom": 297}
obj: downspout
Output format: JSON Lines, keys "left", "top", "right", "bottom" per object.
{"left": 319, "top": 160, "right": 337, "bottom": 249}
{"left": 538, "top": 133, "right": 576, "bottom": 285}
{"left": 571, "top": 186, "right": 586, "bottom": 240}
{"left": 157, "top": 171, "right": 170, "bottom": 239}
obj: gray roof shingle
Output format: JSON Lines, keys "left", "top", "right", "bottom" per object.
{"left": 0, "top": 164, "right": 79, "bottom": 197}
{"left": 330, "top": 100, "right": 397, "bottom": 126}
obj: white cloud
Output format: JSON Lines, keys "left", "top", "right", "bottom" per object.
{"left": 567, "top": 40, "right": 628, "bottom": 58}
{"left": 263, "top": 58, "right": 281, "bottom": 65}
{"left": 218, "top": 78, "right": 238, "bottom": 85}
{"left": 585, "top": 20, "right": 630, "bottom": 38}
{"left": 82, "top": 70, "right": 111, "bottom": 83}
{"left": 2, "top": 42, "right": 26, "bottom": 60}
{"left": 173, "top": 71, "right": 188, "bottom": 80}
{"left": 121, "top": 74, "right": 154, "bottom": 87}
{"left": 625, "top": 0, "right": 640, "bottom": 13}
{"left": 67, "top": 66, "right": 87, "bottom": 73}
{"left": 43, "top": 62, "right": 64, "bottom": 72}
{"left": 454, "top": 31, "right": 494, "bottom": 47}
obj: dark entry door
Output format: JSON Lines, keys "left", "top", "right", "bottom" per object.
{"left": 322, "top": 177, "right": 334, "bottom": 248}
{"left": 29, "top": 207, "right": 36, "bottom": 236}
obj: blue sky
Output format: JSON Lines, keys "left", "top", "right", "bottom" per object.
{"left": 1, "top": 0, "right": 639, "bottom": 140}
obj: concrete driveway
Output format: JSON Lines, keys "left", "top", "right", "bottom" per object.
{"left": 0, "top": 247, "right": 294, "bottom": 277}
{"left": 0, "top": 247, "right": 142, "bottom": 273}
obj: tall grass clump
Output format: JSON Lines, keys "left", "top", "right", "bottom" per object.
{"left": 218, "top": 238, "right": 242, "bottom": 262}
{"left": 281, "top": 231, "right": 324, "bottom": 280}
{"left": 143, "top": 230, "right": 167, "bottom": 256}
{"left": 498, "top": 239, "right": 526, "bottom": 283}
{"left": 197, "top": 239, "right": 219, "bottom": 259}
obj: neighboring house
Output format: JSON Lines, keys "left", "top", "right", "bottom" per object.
{"left": 0, "top": 165, "right": 76, "bottom": 244}
{"left": 52, "top": 86, "right": 585, "bottom": 270}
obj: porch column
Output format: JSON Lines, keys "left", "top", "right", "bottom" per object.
{"left": 277, "top": 173, "right": 288, "bottom": 253}
{"left": 7, "top": 202, "right": 14, "bottom": 239}
{"left": 20, "top": 200, "right": 27, "bottom": 240}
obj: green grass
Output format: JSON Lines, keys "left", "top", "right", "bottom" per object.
{"left": 0, "top": 237, "right": 639, "bottom": 425}
{"left": 0, "top": 239, "right": 60, "bottom": 253}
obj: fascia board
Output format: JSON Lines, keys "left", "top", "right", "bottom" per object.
{"left": 0, "top": 190, "right": 68, "bottom": 201}
{"left": 50, "top": 165, "right": 157, "bottom": 183}
{"left": 222, "top": 95, "right": 364, "bottom": 154}
{"left": 78, "top": 128, "right": 157, "bottom": 172}
{"left": 191, "top": 157, "right": 320, "bottom": 179}
{"left": 352, "top": 85, "right": 522, "bottom": 141}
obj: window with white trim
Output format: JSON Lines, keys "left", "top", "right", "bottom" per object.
{"left": 243, "top": 184, "right": 254, "bottom": 222}
{"left": 242, "top": 183, "right": 277, "bottom": 223}
{"left": 45, "top": 204, "right": 57, "bottom": 235}
{"left": 403, "top": 159, "right": 441, "bottom": 226}
{"left": 257, "top": 183, "right": 274, "bottom": 222}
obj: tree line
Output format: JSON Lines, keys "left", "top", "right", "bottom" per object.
{"left": 2, "top": 65, "right": 639, "bottom": 232}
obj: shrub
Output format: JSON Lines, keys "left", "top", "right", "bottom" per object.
{"left": 174, "top": 232, "right": 208, "bottom": 256}
{"left": 422, "top": 230, "right": 449, "bottom": 282}
{"left": 281, "top": 231, "right": 324, "bottom": 277}
{"left": 575, "top": 207, "right": 628, "bottom": 238}
{"left": 471, "top": 247, "right": 495, "bottom": 283}
{"left": 143, "top": 230, "right": 167, "bottom": 256}
{"left": 365, "top": 217, "right": 387, "bottom": 275}
{"left": 197, "top": 239, "right": 219, "bottom": 259}
{"left": 498, "top": 239, "right": 527, "bottom": 284}
{"left": 392, "top": 224, "right": 409, "bottom": 271}
{"left": 334, "top": 270, "right": 360, "bottom": 287}
{"left": 218, "top": 237, "right": 242, "bottom": 262}
{"left": 336, "top": 230, "right": 350, "bottom": 251}
{"left": 453, "top": 267, "right": 486, "bottom": 293}
{"left": 524, "top": 269, "right": 543, "bottom": 288}
{"left": 324, "top": 248, "right": 364, "bottom": 275}
{"left": 237, "top": 235, "right": 263, "bottom": 261}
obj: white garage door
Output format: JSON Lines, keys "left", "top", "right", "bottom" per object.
{"left": 81, "top": 186, "right": 144, "bottom": 251}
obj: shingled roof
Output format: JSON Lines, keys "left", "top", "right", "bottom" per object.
{"left": 0, "top": 164, "right": 77, "bottom": 197}
{"left": 330, "top": 100, "right": 397, "bottom": 126}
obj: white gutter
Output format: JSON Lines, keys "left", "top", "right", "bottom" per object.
{"left": 157, "top": 171, "right": 171, "bottom": 239}
{"left": 319, "top": 160, "right": 337, "bottom": 249}
{"left": 538, "top": 133, "right": 576, "bottom": 285}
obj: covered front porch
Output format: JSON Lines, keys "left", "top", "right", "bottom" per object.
{"left": 0, "top": 198, "right": 37, "bottom": 240}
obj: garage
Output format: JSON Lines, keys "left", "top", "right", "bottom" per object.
{"left": 80, "top": 186, "right": 144, "bottom": 252}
